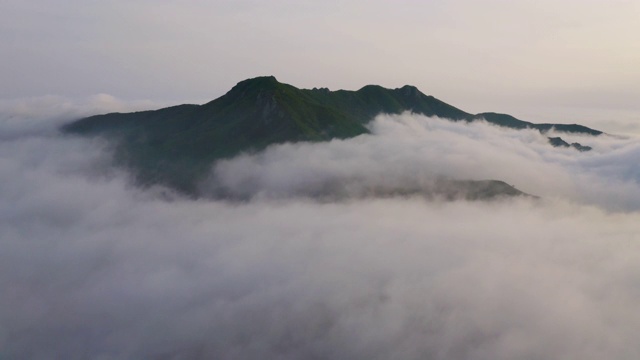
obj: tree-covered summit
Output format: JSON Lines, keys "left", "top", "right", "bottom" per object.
{"left": 63, "top": 76, "right": 601, "bottom": 193}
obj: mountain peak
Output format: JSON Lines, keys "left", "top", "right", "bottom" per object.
{"left": 240, "top": 75, "right": 279, "bottom": 84}
{"left": 64, "top": 76, "right": 603, "bottom": 193}
{"left": 231, "top": 75, "right": 280, "bottom": 91}
{"left": 218, "top": 76, "right": 285, "bottom": 106}
{"left": 398, "top": 84, "right": 422, "bottom": 98}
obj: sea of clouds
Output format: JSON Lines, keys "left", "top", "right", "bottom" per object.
{"left": 3, "top": 98, "right": 640, "bottom": 359}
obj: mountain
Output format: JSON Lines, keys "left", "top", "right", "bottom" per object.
{"left": 62, "top": 76, "right": 601, "bottom": 194}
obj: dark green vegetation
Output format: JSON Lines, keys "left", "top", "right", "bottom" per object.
{"left": 352, "top": 179, "right": 532, "bottom": 201}
{"left": 472, "top": 112, "right": 601, "bottom": 135}
{"left": 63, "top": 76, "right": 601, "bottom": 196}
{"left": 548, "top": 137, "right": 592, "bottom": 152}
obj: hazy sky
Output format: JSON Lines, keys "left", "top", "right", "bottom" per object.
{"left": 2, "top": 0, "right": 639, "bottom": 131}
{"left": 5, "top": 3, "right": 640, "bottom": 357}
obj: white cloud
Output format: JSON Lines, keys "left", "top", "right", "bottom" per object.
{"left": 0, "top": 95, "right": 164, "bottom": 140}
{"left": 3, "top": 110, "right": 640, "bottom": 358}
{"left": 208, "top": 113, "right": 640, "bottom": 210}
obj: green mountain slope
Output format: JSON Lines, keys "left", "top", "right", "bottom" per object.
{"left": 473, "top": 112, "right": 601, "bottom": 135}
{"left": 63, "top": 76, "right": 601, "bottom": 194}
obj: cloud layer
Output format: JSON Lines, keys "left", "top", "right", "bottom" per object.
{"left": 208, "top": 113, "right": 640, "bottom": 210}
{"left": 0, "top": 94, "right": 162, "bottom": 141}
{"left": 3, "top": 111, "right": 640, "bottom": 359}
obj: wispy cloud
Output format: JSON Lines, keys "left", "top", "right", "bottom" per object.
{"left": 208, "top": 113, "right": 640, "bottom": 210}
{"left": 0, "top": 94, "right": 162, "bottom": 140}
{"left": 3, "top": 109, "right": 640, "bottom": 358}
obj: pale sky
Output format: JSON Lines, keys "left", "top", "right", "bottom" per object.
{"left": 2, "top": 0, "right": 639, "bottom": 132}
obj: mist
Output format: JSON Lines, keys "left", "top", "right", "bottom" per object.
{"left": 0, "top": 95, "right": 163, "bottom": 141}
{"left": 208, "top": 113, "right": 640, "bottom": 211}
{"left": 3, "top": 108, "right": 640, "bottom": 359}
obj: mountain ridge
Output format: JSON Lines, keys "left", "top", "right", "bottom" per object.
{"left": 63, "top": 76, "right": 601, "bottom": 194}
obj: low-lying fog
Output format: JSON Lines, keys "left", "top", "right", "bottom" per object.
{"left": 3, "top": 99, "right": 640, "bottom": 359}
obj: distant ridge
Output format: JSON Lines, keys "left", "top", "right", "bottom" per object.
{"left": 63, "top": 76, "right": 601, "bottom": 193}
